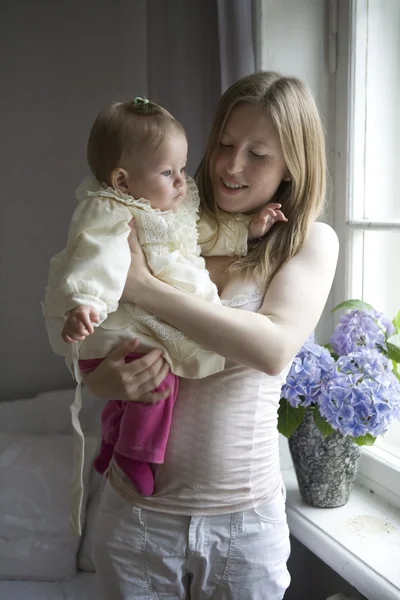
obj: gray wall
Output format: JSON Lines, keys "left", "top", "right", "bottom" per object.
{"left": 0, "top": 0, "right": 220, "bottom": 400}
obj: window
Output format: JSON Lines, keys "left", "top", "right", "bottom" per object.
{"left": 334, "top": 0, "right": 400, "bottom": 491}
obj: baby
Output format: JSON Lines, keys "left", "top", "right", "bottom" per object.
{"left": 43, "top": 98, "right": 286, "bottom": 531}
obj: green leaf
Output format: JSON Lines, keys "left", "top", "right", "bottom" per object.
{"left": 353, "top": 433, "right": 376, "bottom": 446}
{"left": 332, "top": 299, "right": 375, "bottom": 314}
{"left": 323, "top": 342, "right": 333, "bottom": 352}
{"left": 313, "top": 407, "right": 335, "bottom": 437}
{"left": 392, "top": 364, "right": 400, "bottom": 382}
{"left": 392, "top": 310, "right": 400, "bottom": 334}
{"left": 278, "top": 399, "right": 304, "bottom": 438}
{"left": 386, "top": 341, "right": 400, "bottom": 364}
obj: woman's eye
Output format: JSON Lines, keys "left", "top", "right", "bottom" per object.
{"left": 250, "top": 151, "right": 267, "bottom": 159}
{"left": 162, "top": 170, "right": 172, "bottom": 177}
{"left": 219, "top": 142, "right": 232, "bottom": 148}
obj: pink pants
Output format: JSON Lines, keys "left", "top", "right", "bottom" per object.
{"left": 79, "top": 352, "right": 179, "bottom": 466}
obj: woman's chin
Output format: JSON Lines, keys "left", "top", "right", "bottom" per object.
{"left": 215, "top": 190, "right": 245, "bottom": 213}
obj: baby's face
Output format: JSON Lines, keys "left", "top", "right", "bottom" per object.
{"left": 125, "top": 129, "right": 188, "bottom": 212}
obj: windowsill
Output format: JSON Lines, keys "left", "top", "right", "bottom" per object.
{"left": 280, "top": 440, "right": 400, "bottom": 600}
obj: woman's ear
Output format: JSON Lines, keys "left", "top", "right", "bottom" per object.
{"left": 111, "top": 167, "right": 130, "bottom": 192}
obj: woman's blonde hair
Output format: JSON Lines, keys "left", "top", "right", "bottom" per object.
{"left": 196, "top": 71, "right": 326, "bottom": 287}
{"left": 87, "top": 99, "right": 186, "bottom": 186}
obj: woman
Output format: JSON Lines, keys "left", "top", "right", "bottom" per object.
{"left": 85, "top": 71, "right": 339, "bottom": 599}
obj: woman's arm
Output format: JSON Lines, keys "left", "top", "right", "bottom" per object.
{"left": 125, "top": 222, "right": 339, "bottom": 375}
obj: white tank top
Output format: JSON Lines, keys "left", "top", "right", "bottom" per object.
{"left": 110, "top": 283, "right": 291, "bottom": 515}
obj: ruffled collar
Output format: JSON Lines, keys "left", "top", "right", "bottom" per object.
{"left": 75, "top": 175, "right": 173, "bottom": 215}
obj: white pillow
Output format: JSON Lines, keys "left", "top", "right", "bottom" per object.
{"left": 0, "top": 387, "right": 106, "bottom": 436}
{"left": 0, "top": 433, "right": 98, "bottom": 581}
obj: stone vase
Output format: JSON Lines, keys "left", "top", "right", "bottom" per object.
{"left": 288, "top": 410, "right": 362, "bottom": 508}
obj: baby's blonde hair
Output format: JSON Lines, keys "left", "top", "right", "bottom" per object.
{"left": 196, "top": 71, "right": 326, "bottom": 287}
{"left": 87, "top": 99, "right": 186, "bottom": 186}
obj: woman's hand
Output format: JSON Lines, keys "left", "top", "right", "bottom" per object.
{"left": 84, "top": 338, "right": 171, "bottom": 403}
{"left": 121, "top": 220, "right": 153, "bottom": 304}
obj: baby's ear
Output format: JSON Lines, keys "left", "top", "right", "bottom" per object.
{"left": 111, "top": 167, "right": 130, "bottom": 192}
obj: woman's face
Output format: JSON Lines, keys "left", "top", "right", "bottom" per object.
{"left": 213, "top": 103, "right": 287, "bottom": 214}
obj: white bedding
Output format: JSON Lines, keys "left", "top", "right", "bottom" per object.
{"left": 0, "top": 572, "right": 100, "bottom": 600}
{"left": 0, "top": 388, "right": 106, "bottom": 595}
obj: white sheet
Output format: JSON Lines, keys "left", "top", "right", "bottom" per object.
{"left": 0, "top": 572, "right": 100, "bottom": 600}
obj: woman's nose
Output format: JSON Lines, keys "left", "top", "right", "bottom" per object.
{"left": 225, "top": 150, "right": 244, "bottom": 174}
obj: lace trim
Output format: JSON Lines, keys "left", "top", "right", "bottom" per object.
{"left": 221, "top": 287, "right": 264, "bottom": 308}
{"left": 140, "top": 211, "right": 172, "bottom": 245}
{"left": 75, "top": 175, "right": 200, "bottom": 252}
{"left": 75, "top": 175, "right": 173, "bottom": 214}
{"left": 135, "top": 314, "right": 186, "bottom": 341}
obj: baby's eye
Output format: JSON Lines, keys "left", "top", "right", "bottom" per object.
{"left": 180, "top": 167, "right": 186, "bottom": 174}
{"left": 162, "top": 170, "right": 172, "bottom": 177}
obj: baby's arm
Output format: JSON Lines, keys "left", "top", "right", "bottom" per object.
{"left": 197, "top": 203, "right": 287, "bottom": 257}
{"left": 248, "top": 203, "right": 287, "bottom": 240}
{"left": 62, "top": 305, "right": 100, "bottom": 343}
{"left": 197, "top": 211, "right": 251, "bottom": 257}
{"left": 49, "top": 197, "right": 133, "bottom": 323}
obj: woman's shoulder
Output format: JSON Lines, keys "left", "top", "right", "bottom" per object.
{"left": 305, "top": 221, "right": 339, "bottom": 255}
{"left": 289, "top": 221, "right": 339, "bottom": 282}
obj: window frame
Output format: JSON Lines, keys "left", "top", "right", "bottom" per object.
{"left": 333, "top": 0, "right": 400, "bottom": 507}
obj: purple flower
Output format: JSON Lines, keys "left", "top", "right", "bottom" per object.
{"left": 280, "top": 304, "right": 400, "bottom": 443}
{"left": 318, "top": 349, "right": 400, "bottom": 438}
{"left": 330, "top": 309, "right": 395, "bottom": 356}
{"left": 281, "top": 337, "right": 334, "bottom": 408}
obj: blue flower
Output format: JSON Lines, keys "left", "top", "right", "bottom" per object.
{"left": 280, "top": 304, "right": 400, "bottom": 443}
{"left": 330, "top": 309, "right": 395, "bottom": 356}
{"left": 281, "top": 337, "right": 334, "bottom": 408}
{"left": 318, "top": 349, "right": 400, "bottom": 438}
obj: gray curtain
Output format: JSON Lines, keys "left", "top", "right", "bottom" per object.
{"left": 145, "top": 0, "right": 257, "bottom": 170}
{"left": 0, "top": 0, "right": 257, "bottom": 400}
{"left": 217, "top": 0, "right": 257, "bottom": 92}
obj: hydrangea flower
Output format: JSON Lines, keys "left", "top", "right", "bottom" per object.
{"left": 281, "top": 336, "right": 334, "bottom": 408}
{"left": 318, "top": 349, "right": 400, "bottom": 438}
{"left": 279, "top": 303, "right": 400, "bottom": 444}
{"left": 330, "top": 309, "right": 395, "bottom": 357}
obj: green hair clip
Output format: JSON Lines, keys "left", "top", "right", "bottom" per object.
{"left": 133, "top": 96, "right": 149, "bottom": 105}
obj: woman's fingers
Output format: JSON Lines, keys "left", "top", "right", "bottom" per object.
{"left": 84, "top": 338, "right": 171, "bottom": 403}
{"left": 136, "top": 388, "right": 171, "bottom": 405}
{"left": 124, "top": 355, "right": 170, "bottom": 399}
{"left": 127, "top": 219, "right": 141, "bottom": 252}
{"left": 128, "top": 348, "right": 164, "bottom": 373}
{"left": 140, "top": 359, "right": 170, "bottom": 392}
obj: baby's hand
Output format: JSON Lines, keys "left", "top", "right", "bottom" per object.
{"left": 248, "top": 203, "right": 287, "bottom": 240}
{"left": 62, "top": 305, "right": 100, "bottom": 344}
